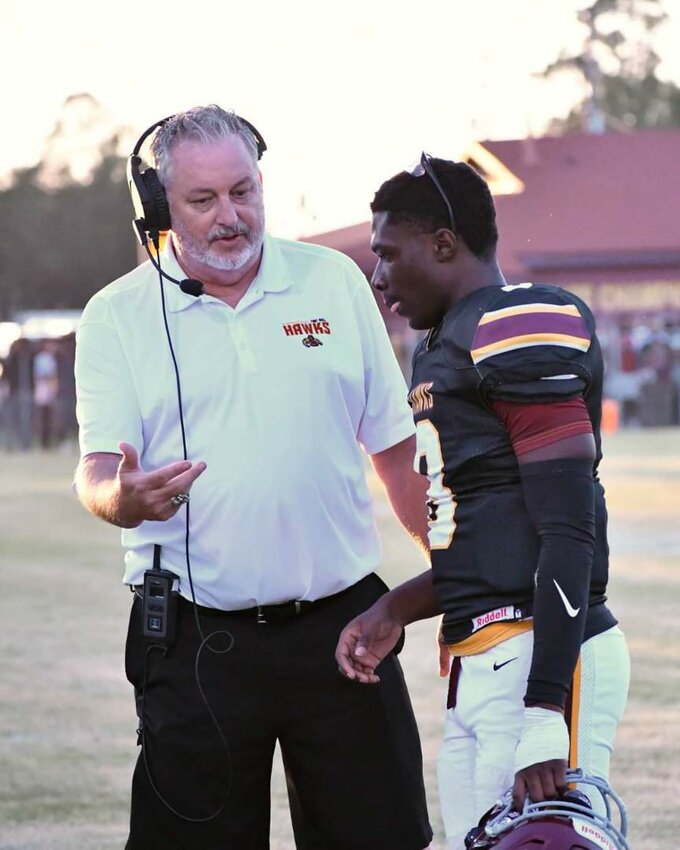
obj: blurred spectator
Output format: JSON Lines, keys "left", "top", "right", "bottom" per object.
{"left": 671, "top": 344, "right": 680, "bottom": 424}
{"left": 2, "top": 337, "right": 35, "bottom": 450}
{"left": 638, "top": 334, "right": 675, "bottom": 427}
{"left": 601, "top": 317, "right": 680, "bottom": 428}
{"left": 55, "top": 332, "right": 78, "bottom": 443}
{"left": 33, "top": 341, "right": 60, "bottom": 448}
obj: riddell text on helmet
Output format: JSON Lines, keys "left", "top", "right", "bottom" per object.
{"left": 574, "top": 820, "right": 617, "bottom": 850}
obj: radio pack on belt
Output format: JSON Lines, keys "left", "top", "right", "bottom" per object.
{"left": 142, "top": 544, "right": 179, "bottom": 647}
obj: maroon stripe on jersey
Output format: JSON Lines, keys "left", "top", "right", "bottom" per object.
{"left": 473, "top": 311, "right": 589, "bottom": 349}
{"left": 490, "top": 398, "right": 593, "bottom": 456}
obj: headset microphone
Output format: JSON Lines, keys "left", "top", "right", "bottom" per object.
{"left": 178, "top": 278, "right": 204, "bottom": 297}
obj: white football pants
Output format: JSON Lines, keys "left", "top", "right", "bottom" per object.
{"left": 437, "top": 626, "right": 630, "bottom": 850}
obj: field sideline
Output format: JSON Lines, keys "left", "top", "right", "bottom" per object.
{"left": 1, "top": 429, "right": 679, "bottom": 849}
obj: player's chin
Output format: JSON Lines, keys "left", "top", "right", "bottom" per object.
{"left": 406, "top": 312, "right": 430, "bottom": 331}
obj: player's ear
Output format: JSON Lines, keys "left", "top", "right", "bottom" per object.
{"left": 433, "top": 228, "right": 457, "bottom": 262}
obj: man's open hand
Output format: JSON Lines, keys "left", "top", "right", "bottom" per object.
{"left": 116, "top": 441, "right": 206, "bottom": 525}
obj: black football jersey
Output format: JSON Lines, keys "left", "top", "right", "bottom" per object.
{"left": 409, "top": 282, "right": 616, "bottom": 644}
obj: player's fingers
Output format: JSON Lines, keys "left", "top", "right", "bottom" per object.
{"left": 336, "top": 629, "right": 382, "bottom": 684}
{"left": 352, "top": 646, "right": 385, "bottom": 677}
{"left": 336, "top": 637, "right": 359, "bottom": 679}
{"left": 337, "top": 658, "right": 381, "bottom": 684}
{"left": 552, "top": 760, "right": 568, "bottom": 795}
{"left": 512, "top": 774, "right": 528, "bottom": 812}
{"left": 531, "top": 759, "right": 568, "bottom": 800}
{"left": 514, "top": 760, "right": 565, "bottom": 810}
{"left": 351, "top": 669, "right": 381, "bottom": 684}
{"left": 335, "top": 625, "right": 364, "bottom": 679}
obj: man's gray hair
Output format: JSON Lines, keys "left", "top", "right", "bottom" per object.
{"left": 150, "top": 104, "right": 260, "bottom": 186}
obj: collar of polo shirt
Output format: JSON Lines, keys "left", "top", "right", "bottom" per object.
{"left": 162, "top": 233, "right": 293, "bottom": 312}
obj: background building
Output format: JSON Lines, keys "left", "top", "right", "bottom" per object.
{"left": 305, "top": 129, "right": 680, "bottom": 426}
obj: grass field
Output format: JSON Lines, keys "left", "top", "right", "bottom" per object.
{"left": 1, "top": 429, "right": 679, "bottom": 849}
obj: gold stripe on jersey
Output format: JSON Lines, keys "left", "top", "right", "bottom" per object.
{"left": 471, "top": 332, "right": 591, "bottom": 363}
{"left": 446, "top": 619, "right": 533, "bottom": 657}
{"left": 477, "top": 303, "right": 582, "bottom": 325}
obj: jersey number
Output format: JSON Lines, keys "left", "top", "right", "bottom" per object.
{"left": 415, "top": 419, "right": 456, "bottom": 550}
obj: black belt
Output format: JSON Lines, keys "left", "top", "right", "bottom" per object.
{"left": 132, "top": 582, "right": 354, "bottom": 625}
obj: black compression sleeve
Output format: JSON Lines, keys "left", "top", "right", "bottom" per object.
{"left": 519, "top": 457, "right": 595, "bottom": 708}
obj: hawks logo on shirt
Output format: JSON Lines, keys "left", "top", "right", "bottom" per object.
{"left": 408, "top": 382, "right": 434, "bottom": 413}
{"left": 282, "top": 318, "right": 331, "bottom": 337}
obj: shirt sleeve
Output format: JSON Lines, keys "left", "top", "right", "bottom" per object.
{"left": 75, "top": 295, "right": 143, "bottom": 457}
{"left": 348, "top": 268, "right": 415, "bottom": 455}
{"left": 473, "top": 288, "right": 595, "bottom": 403}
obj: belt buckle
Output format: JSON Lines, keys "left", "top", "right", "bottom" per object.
{"left": 257, "top": 600, "right": 302, "bottom": 625}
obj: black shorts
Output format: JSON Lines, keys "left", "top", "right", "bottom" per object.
{"left": 124, "top": 573, "right": 432, "bottom": 850}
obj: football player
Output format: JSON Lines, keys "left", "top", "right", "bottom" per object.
{"left": 335, "top": 155, "right": 630, "bottom": 849}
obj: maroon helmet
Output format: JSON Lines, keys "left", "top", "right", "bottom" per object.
{"left": 466, "top": 770, "right": 629, "bottom": 850}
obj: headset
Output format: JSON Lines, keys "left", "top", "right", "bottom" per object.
{"left": 127, "top": 113, "right": 267, "bottom": 243}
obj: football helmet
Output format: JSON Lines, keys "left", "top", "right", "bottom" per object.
{"left": 465, "top": 769, "right": 629, "bottom": 850}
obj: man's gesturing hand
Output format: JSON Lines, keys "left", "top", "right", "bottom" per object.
{"left": 116, "top": 442, "right": 207, "bottom": 526}
{"left": 335, "top": 598, "right": 403, "bottom": 684}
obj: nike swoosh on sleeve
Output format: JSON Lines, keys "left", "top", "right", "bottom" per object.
{"left": 553, "top": 579, "right": 581, "bottom": 618}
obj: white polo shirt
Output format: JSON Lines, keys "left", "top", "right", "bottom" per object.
{"left": 75, "top": 233, "right": 414, "bottom": 608}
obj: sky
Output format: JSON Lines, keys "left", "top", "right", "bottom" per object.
{"left": 3, "top": 0, "right": 680, "bottom": 237}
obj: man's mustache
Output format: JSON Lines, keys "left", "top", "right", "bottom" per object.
{"left": 209, "top": 225, "right": 250, "bottom": 241}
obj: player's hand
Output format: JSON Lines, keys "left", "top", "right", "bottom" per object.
{"left": 116, "top": 441, "right": 207, "bottom": 526}
{"left": 335, "top": 598, "right": 403, "bottom": 684}
{"left": 438, "top": 620, "right": 451, "bottom": 678}
{"left": 512, "top": 758, "right": 568, "bottom": 811}
{"left": 512, "top": 704, "right": 569, "bottom": 810}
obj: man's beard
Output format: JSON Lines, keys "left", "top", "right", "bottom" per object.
{"left": 173, "top": 214, "right": 265, "bottom": 272}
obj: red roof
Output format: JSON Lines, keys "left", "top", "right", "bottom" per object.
{"left": 486, "top": 129, "right": 680, "bottom": 283}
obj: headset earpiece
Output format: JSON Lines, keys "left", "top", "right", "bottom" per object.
{"left": 127, "top": 153, "right": 172, "bottom": 241}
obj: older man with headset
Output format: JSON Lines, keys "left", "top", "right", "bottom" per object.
{"left": 74, "top": 104, "right": 433, "bottom": 850}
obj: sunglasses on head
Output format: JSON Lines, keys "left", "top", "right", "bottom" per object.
{"left": 409, "top": 152, "right": 456, "bottom": 233}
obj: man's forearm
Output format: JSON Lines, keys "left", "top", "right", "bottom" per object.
{"left": 370, "top": 435, "right": 430, "bottom": 555}
{"left": 74, "top": 455, "right": 139, "bottom": 528}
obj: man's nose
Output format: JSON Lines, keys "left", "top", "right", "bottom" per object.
{"left": 216, "top": 196, "right": 239, "bottom": 225}
{"left": 370, "top": 264, "right": 385, "bottom": 291}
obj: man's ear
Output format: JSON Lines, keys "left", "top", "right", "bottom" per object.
{"left": 433, "top": 228, "right": 458, "bottom": 262}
